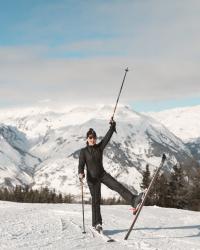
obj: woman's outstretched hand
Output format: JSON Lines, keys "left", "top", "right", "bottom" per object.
{"left": 109, "top": 117, "right": 115, "bottom": 125}
{"left": 79, "top": 173, "right": 85, "bottom": 181}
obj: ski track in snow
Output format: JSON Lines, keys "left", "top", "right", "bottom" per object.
{"left": 0, "top": 202, "right": 200, "bottom": 250}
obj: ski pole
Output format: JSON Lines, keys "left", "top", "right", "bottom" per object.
{"left": 124, "top": 154, "right": 166, "bottom": 240}
{"left": 111, "top": 67, "right": 129, "bottom": 121}
{"left": 80, "top": 179, "right": 86, "bottom": 234}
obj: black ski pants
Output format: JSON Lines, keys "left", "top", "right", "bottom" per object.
{"left": 87, "top": 172, "right": 136, "bottom": 227}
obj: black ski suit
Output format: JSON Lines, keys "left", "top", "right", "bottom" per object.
{"left": 78, "top": 122, "right": 136, "bottom": 227}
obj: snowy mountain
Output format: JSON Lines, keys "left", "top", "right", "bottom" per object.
{"left": 148, "top": 105, "right": 200, "bottom": 142}
{"left": 148, "top": 105, "right": 200, "bottom": 161}
{"left": 185, "top": 138, "right": 200, "bottom": 162}
{"left": 0, "top": 201, "right": 200, "bottom": 250}
{"left": 0, "top": 124, "right": 41, "bottom": 188}
{"left": 0, "top": 105, "right": 195, "bottom": 198}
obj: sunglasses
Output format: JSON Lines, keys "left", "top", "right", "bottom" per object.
{"left": 88, "top": 135, "right": 96, "bottom": 139}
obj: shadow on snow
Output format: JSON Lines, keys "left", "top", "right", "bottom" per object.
{"left": 104, "top": 224, "right": 200, "bottom": 239}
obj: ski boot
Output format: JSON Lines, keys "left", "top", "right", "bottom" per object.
{"left": 95, "top": 224, "right": 103, "bottom": 233}
{"left": 131, "top": 192, "right": 144, "bottom": 215}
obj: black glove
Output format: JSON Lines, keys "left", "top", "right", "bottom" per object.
{"left": 109, "top": 118, "right": 116, "bottom": 133}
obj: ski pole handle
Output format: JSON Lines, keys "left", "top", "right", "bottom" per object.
{"left": 109, "top": 116, "right": 114, "bottom": 124}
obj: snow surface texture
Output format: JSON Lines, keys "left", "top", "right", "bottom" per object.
{"left": 0, "top": 105, "right": 194, "bottom": 199}
{"left": 0, "top": 201, "right": 199, "bottom": 250}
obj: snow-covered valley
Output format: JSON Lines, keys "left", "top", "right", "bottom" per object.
{"left": 0, "top": 201, "right": 199, "bottom": 250}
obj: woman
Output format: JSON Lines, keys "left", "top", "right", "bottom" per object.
{"left": 78, "top": 119, "right": 143, "bottom": 232}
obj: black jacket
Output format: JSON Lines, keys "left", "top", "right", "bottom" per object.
{"left": 78, "top": 123, "right": 116, "bottom": 180}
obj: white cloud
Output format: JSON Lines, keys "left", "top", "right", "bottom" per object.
{"left": 38, "top": 99, "right": 51, "bottom": 103}
{"left": 0, "top": 46, "right": 200, "bottom": 107}
{"left": 0, "top": 1, "right": 200, "bottom": 107}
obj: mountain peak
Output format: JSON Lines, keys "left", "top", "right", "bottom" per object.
{"left": 0, "top": 104, "right": 197, "bottom": 196}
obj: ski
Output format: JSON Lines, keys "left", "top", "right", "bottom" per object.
{"left": 90, "top": 227, "right": 115, "bottom": 242}
{"left": 124, "top": 154, "right": 166, "bottom": 240}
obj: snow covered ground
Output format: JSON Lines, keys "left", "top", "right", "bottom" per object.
{"left": 0, "top": 201, "right": 199, "bottom": 250}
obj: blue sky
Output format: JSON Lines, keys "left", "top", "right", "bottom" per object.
{"left": 0, "top": 0, "right": 200, "bottom": 111}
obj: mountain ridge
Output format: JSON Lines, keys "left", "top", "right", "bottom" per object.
{"left": 0, "top": 105, "right": 197, "bottom": 198}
